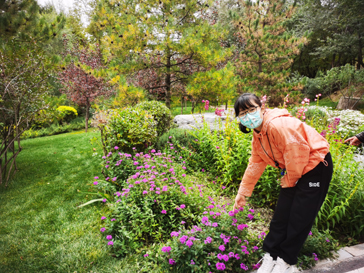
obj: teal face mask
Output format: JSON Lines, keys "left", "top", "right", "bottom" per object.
{"left": 239, "top": 110, "right": 263, "bottom": 129}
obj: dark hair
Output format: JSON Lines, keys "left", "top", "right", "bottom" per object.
{"left": 234, "top": 93, "right": 262, "bottom": 134}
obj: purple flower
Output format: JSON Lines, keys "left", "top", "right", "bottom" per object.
{"left": 190, "top": 260, "right": 195, "bottom": 265}
{"left": 204, "top": 237, "right": 212, "bottom": 244}
{"left": 161, "top": 210, "right": 167, "bottom": 214}
{"left": 326, "top": 238, "right": 330, "bottom": 242}
{"left": 253, "top": 263, "right": 261, "bottom": 270}
{"left": 235, "top": 253, "right": 240, "bottom": 260}
{"left": 216, "top": 146, "right": 220, "bottom": 149}
{"left": 102, "top": 199, "right": 107, "bottom": 203}
{"left": 237, "top": 224, "right": 248, "bottom": 231}
{"left": 106, "top": 235, "right": 112, "bottom": 240}
{"left": 216, "top": 262, "right": 225, "bottom": 271}
{"left": 212, "top": 222, "right": 218, "bottom": 227}
{"left": 222, "top": 254, "right": 229, "bottom": 262}
{"left": 180, "top": 235, "right": 188, "bottom": 244}
{"left": 101, "top": 216, "right": 106, "bottom": 220}
{"left": 114, "top": 146, "right": 119, "bottom": 150}
{"left": 181, "top": 221, "right": 186, "bottom": 224}
{"left": 247, "top": 214, "right": 254, "bottom": 220}
{"left": 108, "top": 241, "right": 113, "bottom": 245}
{"left": 112, "top": 177, "right": 117, "bottom": 182}
{"left": 228, "top": 252, "right": 234, "bottom": 258}
{"left": 309, "top": 231, "right": 313, "bottom": 236}
{"left": 143, "top": 191, "right": 148, "bottom": 195}
{"left": 201, "top": 216, "right": 209, "bottom": 224}
{"left": 180, "top": 204, "right": 186, "bottom": 209}
{"left": 219, "top": 245, "right": 225, "bottom": 252}
{"left": 171, "top": 231, "right": 180, "bottom": 237}
{"left": 175, "top": 207, "right": 181, "bottom": 210}
{"left": 111, "top": 218, "right": 116, "bottom": 221}
{"left": 94, "top": 176, "right": 99, "bottom": 179}
{"left": 161, "top": 246, "right": 171, "bottom": 253}
{"left": 100, "top": 227, "right": 106, "bottom": 232}
{"left": 93, "top": 181, "right": 98, "bottom": 185}
{"left": 169, "top": 259, "right": 176, "bottom": 265}
{"left": 228, "top": 211, "right": 235, "bottom": 217}
{"left": 144, "top": 254, "right": 149, "bottom": 257}
{"left": 186, "top": 240, "right": 193, "bottom": 248}
{"left": 240, "top": 263, "right": 248, "bottom": 270}
{"left": 217, "top": 253, "right": 223, "bottom": 260}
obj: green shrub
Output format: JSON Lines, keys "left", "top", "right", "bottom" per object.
{"left": 298, "top": 228, "right": 339, "bottom": 269}
{"left": 249, "top": 166, "right": 281, "bottom": 209}
{"left": 146, "top": 208, "right": 338, "bottom": 272}
{"left": 154, "top": 128, "right": 195, "bottom": 152}
{"left": 315, "top": 138, "right": 364, "bottom": 238}
{"left": 96, "top": 150, "right": 210, "bottom": 257}
{"left": 56, "top": 105, "right": 78, "bottom": 123}
{"left": 21, "top": 117, "right": 87, "bottom": 139}
{"left": 98, "top": 108, "right": 157, "bottom": 154}
{"left": 135, "top": 101, "right": 173, "bottom": 137}
{"left": 152, "top": 206, "right": 263, "bottom": 272}
{"left": 302, "top": 64, "right": 364, "bottom": 99}
{"left": 172, "top": 118, "right": 251, "bottom": 188}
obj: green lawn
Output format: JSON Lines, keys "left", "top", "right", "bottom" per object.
{"left": 0, "top": 130, "right": 134, "bottom": 273}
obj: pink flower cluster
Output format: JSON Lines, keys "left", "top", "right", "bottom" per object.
{"left": 202, "top": 100, "right": 210, "bottom": 110}
{"left": 296, "top": 98, "right": 310, "bottom": 120}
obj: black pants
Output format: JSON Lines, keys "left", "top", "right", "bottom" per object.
{"left": 263, "top": 152, "right": 333, "bottom": 265}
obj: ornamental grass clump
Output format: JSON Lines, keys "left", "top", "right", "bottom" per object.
{"left": 96, "top": 149, "right": 212, "bottom": 257}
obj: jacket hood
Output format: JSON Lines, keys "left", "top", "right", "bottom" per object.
{"left": 254, "top": 108, "right": 292, "bottom": 137}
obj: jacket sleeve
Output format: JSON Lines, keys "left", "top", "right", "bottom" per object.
{"left": 238, "top": 146, "right": 267, "bottom": 197}
{"left": 273, "top": 124, "right": 310, "bottom": 187}
{"left": 356, "top": 131, "right": 364, "bottom": 143}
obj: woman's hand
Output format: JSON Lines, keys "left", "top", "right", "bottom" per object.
{"left": 233, "top": 194, "right": 246, "bottom": 211}
{"left": 344, "top": 136, "right": 361, "bottom": 146}
{"left": 280, "top": 176, "right": 288, "bottom": 188}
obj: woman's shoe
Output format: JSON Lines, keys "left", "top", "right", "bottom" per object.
{"left": 257, "top": 253, "right": 276, "bottom": 273}
{"left": 271, "top": 257, "right": 299, "bottom": 273}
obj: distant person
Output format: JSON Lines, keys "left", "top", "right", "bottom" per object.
{"left": 233, "top": 93, "right": 333, "bottom": 273}
{"left": 344, "top": 132, "right": 364, "bottom": 146}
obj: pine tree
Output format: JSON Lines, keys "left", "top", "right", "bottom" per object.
{"left": 93, "top": 0, "right": 233, "bottom": 108}
{"left": 235, "top": 0, "right": 307, "bottom": 105}
{"left": 0, "top": 1, "right": 65, "bottom": 186}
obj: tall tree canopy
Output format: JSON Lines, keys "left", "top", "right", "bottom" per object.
{"left": 93, "top": 0, "right": 234, "bottom": 108}
{"left": 234, "top": 0, "right": 307, "bottom": 105}
{"left": 291, "top": 0, "right": 364, "bottom": 76}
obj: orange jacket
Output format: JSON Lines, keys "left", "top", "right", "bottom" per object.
{"left": 238, "top": 108, "right": 330, "bottom": 197}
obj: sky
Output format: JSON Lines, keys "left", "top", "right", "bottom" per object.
{"left": 36, "top": 0, "right": 74, "bottom": 13}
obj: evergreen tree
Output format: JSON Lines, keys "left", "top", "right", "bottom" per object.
{"left": 291, "top": 0, "right": 364, "bottom": 75}
{"left": 235, "top": 0, "right": 307, "bottom": 105}
{"left": 93, "top": 0, "right": 233, "bottom": 108}
{"left": 0, "top": 0, "right": 65, "bottom": 185}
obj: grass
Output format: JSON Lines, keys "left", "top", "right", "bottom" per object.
{"left": 0, "top": 129, "right": 135, "bottom": 273}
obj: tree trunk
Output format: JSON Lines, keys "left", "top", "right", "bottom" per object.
{"left": 165, "top": 47, "right": 171, "bottom": 109}
{"left": 225, "top": 101, "right": 228, "bottom": 110}
{"left": 258, "top": 54, "right": 262, "bottom": 73}
{"left": 85, "top": 99, "right": 90, "bottom": 133}
{"left": 331, "top": 54, "right": 336, "bottom": 68}
{"left": 191, "top": 100, "right": 195, "bottom": 114}
{"left": 357, "top": 31, "right": 363, "bottom": 70}
{"left": 181, "top": 96, "right": 183, "bottom": 115}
